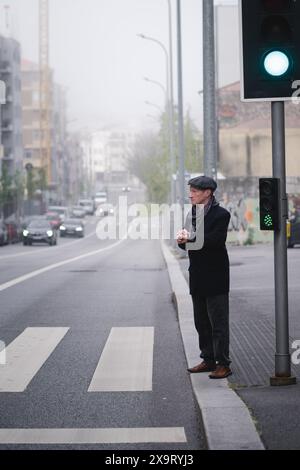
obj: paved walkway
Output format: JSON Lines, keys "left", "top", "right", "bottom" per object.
{"left": 162, "top": 242, "right": 300, "bottom": 450}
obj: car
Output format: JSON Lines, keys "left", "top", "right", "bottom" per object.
{"left": 23, "top": 220, "right": 58, "bottom": 246}
{"left": 96, "top": 203, "right": 115, "bottom": 217}
{"left": 4, "top": 219, "right": 23, "bottom": 244}
{"left": 21, "top": 215, "right": 47, "bottom": 229}
{"left": 59, "top": 218, "right": 85, "bottom": 238}
{"left": 78, "top": 199, "right": 95, "bottom": 215}
{"left": 70, "top": 206, "right": 86, "bottom": 219}
{"left": 0, "top": 222, "right": 8, "bottom": 246}
{"left": 48, "top": 206, "right": 69, "bottom": 222}
{"left": 122, "top": 186, "right": 131, "bottom": 192}
{"left": 45, "top": 212, "right": 62, "bottom": 229}
{"left": 94, "top": 191, "right": 107, "bottom": 207}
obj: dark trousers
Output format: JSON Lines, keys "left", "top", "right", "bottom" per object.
{"left": 191, "top": 293, "right": 231, "bottom": 366}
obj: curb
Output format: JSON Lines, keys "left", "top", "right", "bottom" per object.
{"left": 161, "top": 241, "right": 265, "bottom": 451}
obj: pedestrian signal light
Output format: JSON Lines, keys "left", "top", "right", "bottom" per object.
{"left": 240, "top": 0, "right": 300, "bottom": 100}
{"left": 263, "top": 50, "right": 290, "bottom": 77}
{"left": 259, "top": 178, "right": 280, "bottom": 231}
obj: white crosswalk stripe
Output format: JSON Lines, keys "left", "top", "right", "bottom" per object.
{"left": 0, "top": 327, "right": 69, "bottom": 392}
{"left": 88, "top": 327, "right": 154, "bottom": 392}
{"left": 0, "top": 427, "right": 187, "bottom": 444}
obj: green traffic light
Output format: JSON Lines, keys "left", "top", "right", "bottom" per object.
{"left": 264, "top": 214, "right": 273, "bottom": 227}
{"left": 263, "top": 50, "right": 290, "bottom": 77}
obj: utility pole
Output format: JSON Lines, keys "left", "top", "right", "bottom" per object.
{"left": 167, "top": 0, "right": 176, "bottom": 205}
{"left": 202, "top": 0, "right": 217, "bottom": 179}
{"left": 177, "top": 0, "right": 185, "bottom": 226}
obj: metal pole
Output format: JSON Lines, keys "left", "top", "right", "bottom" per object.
{"left": 270, "top": 101, "right": 296, "bottom": 386}
{"left": 167, "top": 0, "right": 176, "bottom": 205}
{"left": 177, "top": 0, "right": 185, "bottom": 226}
{"left": 214, "top": 3, "right": 220, "bottom": 181}
{"left": 203, "top": 0, "right": 217, "bottom": 179}
{"left": 137, "top": 33, "right": 173, "bottom": 203}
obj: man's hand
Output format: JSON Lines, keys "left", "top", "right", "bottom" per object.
{"left": 177, "top": 229, "right": 190, "bottom": 244}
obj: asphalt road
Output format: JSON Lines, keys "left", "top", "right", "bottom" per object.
{"left": 0, "top": 216, "right": 206, "bottom": 450}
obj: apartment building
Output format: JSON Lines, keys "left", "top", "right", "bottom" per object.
{"left": 0, "top": 35, "right": 23, "bottom": 177}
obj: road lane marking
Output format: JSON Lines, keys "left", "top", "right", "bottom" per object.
{"left": 0, "top": 328, "right": 69, "bottom": 392}
{"left": 88, "top": 327, "right": 154, "bottom": 392}
{"left": 0, "top": 427, "right": 186, "bottom": 444}
{"left": 0, "top": 235, "right": 127, "bottom": 293}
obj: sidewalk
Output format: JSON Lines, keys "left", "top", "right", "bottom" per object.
{"left": 161, "top": 242, "right": 300, "bottom": 450}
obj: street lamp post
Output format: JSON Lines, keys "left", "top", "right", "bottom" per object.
{"left": 202, "top": 0, "right": 217, "bottom": 179}
{"left": 166, "top": 0, "right": 176, "bottom": 206}
{"left": 144, "top": 77, "right": 167, "bottom": 101}
{"left": 176, "top": 0, "right": 185, "bottom": 226}
{"left": 138, "top": 33, "right": 174, "bottom": 203}
{"left": 145, "top": 101, "right": 163, "bottom": 114}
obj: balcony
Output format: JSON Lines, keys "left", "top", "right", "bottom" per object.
{"left": 0, "top": 63, "right": 12, "bottom": 74}
{"left": 3, "top": 153, "right": 13, "bottom": 161}
{"left": 1, "top": 121, "right": 13, "bottom": 132}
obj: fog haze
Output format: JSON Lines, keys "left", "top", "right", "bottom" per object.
{"left": 0, "top": 0, "right": 239, "bottom": 132}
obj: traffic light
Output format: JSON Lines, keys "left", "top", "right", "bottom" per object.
{"left": 259, "top": 178, "right": 280, "bottom": 230}
{"left": 240, "top": 0, "right": 300, "bottom": 101}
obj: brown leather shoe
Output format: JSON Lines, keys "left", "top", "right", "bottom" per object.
{"left": 187, "top": 361, "right": 216, "bottom": 373}
{"left": 209, "top": 365, "right": 232, "bottom": 379}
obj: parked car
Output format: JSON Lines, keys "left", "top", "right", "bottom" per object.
{"left": 60, "top": 218, "right": 85, "bottom": 238}
{"left": 96, "top": 203, "right": 115, "bottom": 217}
{"left": 70, "top": 206, "right": 86, "bottom": 219}
{"left": 94, "top": 191, "right": 107, "bottom": 207}
{"left": 23, "top": 220, "right": 58, "bottom": 246}
{"left": 5, "top": 220, "right": 23, "bottom": 244}
{"left": 45, "top": 211, "right": 62, "bottom": 229}
{"left": 78, "top": 199, "right": 95, "bottom": 215}
{"left": 0, "top": 222, "right": 8, "bottom": 246}
{"left": 48, "top": 206, "right": 69, "bottom": 222}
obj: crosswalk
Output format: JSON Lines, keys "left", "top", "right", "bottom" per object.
{"left": 0, "top": 428, "right": 186, "bottom": 445}
{"left": 0, "top": 326, "right": 154, "bottom": 393}
{"left": 0, "top": 327, "right": 69, "bottom": 392}
{"left": 88, "top": 327, "right": 154, "bottom": 392}
{"left": 0, "top": 326, "right": 187, "bottom": 445}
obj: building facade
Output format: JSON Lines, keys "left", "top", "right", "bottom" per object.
{"left": 218, "top": 81, "right": 300, "bottom": 194}
{"left": 21, "top": 60, "right": 68, "bottom": 204}
{"left": 0, "top": 35, "right": 23, "bottom": 177}
{"left": 90, "top": 129, "right": 136, "bottom": 192}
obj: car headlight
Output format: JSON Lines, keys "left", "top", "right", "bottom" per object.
{"left": 60, "top": 225, "right": 66, "bottom": 231}
{"left": 75, "top": 227, "right": 83, "bottom": 231}
{"left": 23, "top": 230, "right": 29, "bottom": 237}
{"left": 47, "top": 230, "right": 53, "bottom": 237}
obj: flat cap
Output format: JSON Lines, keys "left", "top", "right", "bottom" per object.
{"left": 188, "top": 175, "right": 217, "bottom": 192}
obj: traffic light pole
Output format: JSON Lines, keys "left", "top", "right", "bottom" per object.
{"left": 270, "top": 101, "right": 296, "bottom": 386}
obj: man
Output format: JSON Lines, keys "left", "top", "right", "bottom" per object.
{"left": 177, "top": 176, "right": 232, "bottom": 379}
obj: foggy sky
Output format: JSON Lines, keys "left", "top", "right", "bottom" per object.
{"left": 0, "top": 0, "right": 239, "bottom": 133}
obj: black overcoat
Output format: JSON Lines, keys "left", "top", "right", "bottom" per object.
{"left": 179, "top": 203, "right": 231, "bottom": 297}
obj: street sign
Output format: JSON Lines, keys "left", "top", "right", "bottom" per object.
{"left": 239, "top": 0, "right": 300, "bottom": 101}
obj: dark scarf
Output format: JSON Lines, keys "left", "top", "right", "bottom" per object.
{"left": 185, "top": 196, "right": 219, "bottom": 237}
{"left": 192, "top": 195, "right": 218, "bottom": 227}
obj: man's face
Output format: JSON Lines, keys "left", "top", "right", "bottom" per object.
{"left": 189, "top": 187, "right": 212, "bottom": 205}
